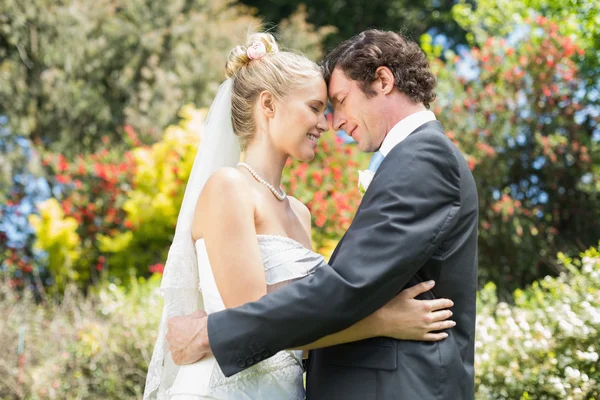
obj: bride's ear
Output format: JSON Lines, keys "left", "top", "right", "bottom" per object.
{"left": 259, "top": 91, "right": 276, "bottom": 118}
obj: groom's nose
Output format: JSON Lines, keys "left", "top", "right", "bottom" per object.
{"left": 332, "top": 112, "right": 346, "bottom": 131}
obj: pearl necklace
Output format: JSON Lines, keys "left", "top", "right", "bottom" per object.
{"left": 237, "top": 162, "right": 287, "bottom": 201}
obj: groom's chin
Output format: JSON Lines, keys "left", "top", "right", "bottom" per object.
{"left": 357, "top": 140, "right": 374, "bottom": 153}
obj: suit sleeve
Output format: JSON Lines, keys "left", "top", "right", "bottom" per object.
{"left": 208, "top": 131, "right": 462, "bottom": 377}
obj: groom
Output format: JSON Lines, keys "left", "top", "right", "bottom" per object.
{"left": 167, "top": 30, "right": 478, "bottom": 399}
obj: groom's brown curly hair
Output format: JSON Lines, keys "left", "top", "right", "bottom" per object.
{"left": 321, "top": 30, "right": 437, "bottom": 109}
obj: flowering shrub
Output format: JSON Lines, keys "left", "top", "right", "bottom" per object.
{"left": 475, "top": 244, "right": 600, "bottom": 399}
{"left": 1, "top": 246, "right": 598, "bottom": 399}
{"left": 29, "top": 105, "right": 203, "bottom": 289}
{"left": 28, "top": 199, "right": 82, "bottom": 293}
{"left": 28, "top": 132, "right": 136, "bottom": 290}
{"left": 427, "top": 16, "right": 598, "bottom": 294}
{"left": 96, "top": 105, "right": 202, "bottom": 280}
{"left": 282, "top": 131, "right": 367, "bottom": 256}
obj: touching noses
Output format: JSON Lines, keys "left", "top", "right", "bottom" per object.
{"left": 332, "top": 110, "right": 346, "bottom": 132}
{"left": 316, "top": 112, "right": 328, "bottom": 133}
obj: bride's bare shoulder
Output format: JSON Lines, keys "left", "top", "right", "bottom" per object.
{"left": 193, "top": 167, "right": 254, "bottom": 239}
{"left": 200, "top": 167, "right": 253, "bottom": 203}
{"left": 288, "top": 196, "right": 311, "bottom": 235}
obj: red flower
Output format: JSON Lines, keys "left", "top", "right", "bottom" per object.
{"left": 56, "top": 174, "right": 70, "bottom": 184}
{"left": 57, "top": 155, "right": 69, "bottom": 172}
{"left": 95, "top": 163, "right": 107, "bottom": 179}
{"left": 519, "top": 56, "right": 527, "bottom": 67}
{"left": 467, "top": 158, "right": 476, "bottom": 171}
{"left": 542, "top": 86, "right": 552, "bottom": 97}
{"left": 315, "top": 214, "right": 327, "bottom": 228}
{"left": 149, "top": 263, "right": 165, "bottom": 275}
{"left": 332, "top": 167, "right": 342, "bottom": 181}
{"left": 311, "top": 171, "right": 323, "bottom": 186}
{"left": 8, "top": 279, "right": 23, "bottom": 288}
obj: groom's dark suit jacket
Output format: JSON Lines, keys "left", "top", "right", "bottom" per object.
{"left": 208, "top": 120, "right": 478, "bottom": 399}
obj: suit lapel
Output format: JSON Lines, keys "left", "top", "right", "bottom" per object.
{"left": 328, "top": 121, "right": 445, "bottom": 266}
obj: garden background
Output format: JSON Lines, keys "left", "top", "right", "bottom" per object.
{"left": 0, "top": 0, "right": 599, "bottom": 398}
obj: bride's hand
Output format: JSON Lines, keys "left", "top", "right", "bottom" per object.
{"left": 373, "top": 280, "right": 455, "bottom": 341}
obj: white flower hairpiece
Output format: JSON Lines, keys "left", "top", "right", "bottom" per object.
{"left": 247, "top": 41, "right": 267, "bottom": 60}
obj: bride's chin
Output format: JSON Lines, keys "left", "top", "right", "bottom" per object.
{"left": 298, "top": 149, "right": 316, "bottom": 162}
{"left": 290, "top": 146, "right": 315, "bottom": 162}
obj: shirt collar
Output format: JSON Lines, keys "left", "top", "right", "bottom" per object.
{"left": 379, "top": 110, "right": 437, "bottom": 157}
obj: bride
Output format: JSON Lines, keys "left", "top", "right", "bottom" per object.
{"left": 144, "top": 33, "right": 454, "bottom": 399}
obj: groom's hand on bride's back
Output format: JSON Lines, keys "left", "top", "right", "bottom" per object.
{"left": 375, "top": 280, "right": 456, "bottom": 341}
{"left": 166, "top": 310, "right": 212, "bottom": 365}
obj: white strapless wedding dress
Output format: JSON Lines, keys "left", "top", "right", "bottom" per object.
{"left": 167, "top": 235, "right": 327, "bottom": 399}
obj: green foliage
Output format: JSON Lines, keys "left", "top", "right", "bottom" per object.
{"left": 274, "top": 5, "right": 337, "bottom": 61}
{"left": 26, "top": 133, "right": 137, "bottom": 291}
{"left": 453, "top": 0, "right": 599, "bottom": 85}
{"left": 97, "top": 106, "right": 203, "bottom": 280}
{"left": 0, "top": 275, "right": 162, "bottom": 399}
{"left": 2, "top": 246, "right": 598, "bottom": 399}
{"left": 28, "top": 198, "right": 82, "bottom": 293}
{"left": 241, "top": 0, "right": 468, "bottom": 50}
{"left": 475, "top": 244, "right": 600, "bottom": 399}
{"left": 28, "top": 106, "right": 203, "bottom": 288}
{"left": 0, "top": 0, "right": 330, "bottom": 156}
{"left": 427, "top": 16, "right": 599, "bottom": 295}
{"left": 0, "top": 0, "right": 248, "bottom": 152}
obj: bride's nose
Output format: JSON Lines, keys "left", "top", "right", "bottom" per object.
{"left": 316, "top": 113, "right": 328, "bottom": 133}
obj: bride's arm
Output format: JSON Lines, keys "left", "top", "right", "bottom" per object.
{"left": 297, "top": 281, "right": 455, "bottom": 350}
{"left": 196, "top": 168, "right": 266, "bottom": 309}
{"left": 288, "top": 197, "right": 455, "bottom": 350}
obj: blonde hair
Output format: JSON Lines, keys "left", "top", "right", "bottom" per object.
{"left": 225, "top": 33, "right": 322, "bottom": 150}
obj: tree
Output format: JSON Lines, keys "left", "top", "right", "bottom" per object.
{"left": 239, "top": 0, "right": 470, "bottom": 50}
{"left": 453, "top": 0, "right": 600, "bottom": 87}
{"left": 0, "top": 0, "right": 330, "bottom": 157}
{"left": 427, "top": 16, "right": 599, "bottom": 296}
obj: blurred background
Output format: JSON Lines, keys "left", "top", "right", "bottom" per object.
{"left": 0, "top": 0, "right": 599, "bottom": 398}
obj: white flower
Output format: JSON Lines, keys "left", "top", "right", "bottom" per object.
{"left": 559, "top": 319, "right": 574, "bottom": 334}
{"left": 247, "top": 41, "right": 267, "bottom": 60}
{"left": 581, "top": 256, "right": 595, "bottom": 274}
{"left": 576, "top": 350, "right": 599, "bottom": 362}
{"left": 357, "top": 170, "right": 375, "bottom": 196}
{"left": 565, "top": 366, "right": 581, "bottom": 380}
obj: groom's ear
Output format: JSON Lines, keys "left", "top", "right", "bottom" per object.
{"left": 374, "top": 66, "right": 395, "bottom": 95}
{"left": 259, "top": 91, "right": 276, "bottom": 118}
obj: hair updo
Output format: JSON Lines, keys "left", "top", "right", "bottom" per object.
{"left": 225, "top": 33, "right": 322, "bottom": 150}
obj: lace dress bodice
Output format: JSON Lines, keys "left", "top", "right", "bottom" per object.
{"left": 167, "top": 235, "right": 327, "bottom": 399}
